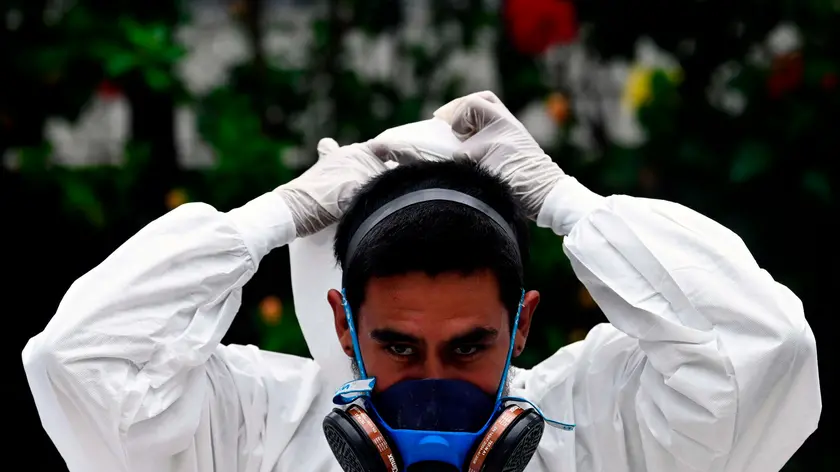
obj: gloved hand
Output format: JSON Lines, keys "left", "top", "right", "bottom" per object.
{"left": 434, "top": 91, "right": 567, "bottom": 219}
{"left": 276, "top": 139, "right": 423, "bottom": 237}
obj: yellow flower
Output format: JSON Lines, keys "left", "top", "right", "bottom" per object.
{"left": 545, "top": 92, "right": 570, "bottom": 124}
{"left": 260, "top": 296, "right": 283, "bottom": 326}
{"left": 568, "top": 328, "right": 588, "bottom": 344}
{"left": 623, "top": 65, "right": 684, "bottom": 110}
{"left": 165, "top": 188, "right": 189, "bottom": 210}
{"left": 578, "top": 285, "right": 596, "bottom": 309}
{"left": 623, "top": 66, "right": 654, "bottom": 109}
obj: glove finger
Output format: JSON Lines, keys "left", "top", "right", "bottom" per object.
{"left": 453, "top": 138, "right": 494, "bottom": 164}
{"left": 452, "top": 150, "right": 473, "bottom": 162}
{"left": 433, "top": 90, "right": 500, "bottom": 124}
{"left": 449, "top": 95, "right": 504, "bottom": 140}
{"left": 368, "top": 141, "right": 426, "bottom": 165}
{"left": 474, "top": 90, "right": 502, "bottom": 103}
{"left": 316, "top": 137, "right": 340, "bottom": 160}
{"left": 433, "top": 97, "right": 463, "bottom": 125}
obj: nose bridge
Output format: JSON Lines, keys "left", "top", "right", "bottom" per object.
{"left": 422, "top": 350, "right": 447, "bottom": 379}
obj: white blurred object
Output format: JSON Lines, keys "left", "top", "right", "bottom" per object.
{"left": 289, "top": 117, "right": 460, "bottom": 391}
{"left": 518, "top": 100, "right": 561, "bottom": 147}
{"left": 175, "top": 106, "right": 216, "bottom": 168}
{"left": 44, "top": 87, "right": 130, "bottom": 167}
{"left": 707, "top": 61, "right": 748, "bottom": 117}
{"left": 767, "top": 23, "right": 802, "bottom": 56}
{"left": 176, "top": 17, "right": 250, "bottom": 95}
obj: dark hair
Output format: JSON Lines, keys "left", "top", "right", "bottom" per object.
{"left": 334, "top": 160, "right": 530, "bottom": 320}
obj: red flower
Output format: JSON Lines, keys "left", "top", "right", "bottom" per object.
{"left": 505, "top": 0, "right": 578, "bottom": 55}
{"left": 97, "top": 80, "right": 123, "bottom": 99}
{"left": 766, "top": 53, "right": 803, "bottom": 99}
{"left": 821, "top": 72, "right": 837, "bottom": 91}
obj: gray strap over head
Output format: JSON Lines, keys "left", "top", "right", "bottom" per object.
{"left": 344, "top": 188, "right": 520, "bottom": 266}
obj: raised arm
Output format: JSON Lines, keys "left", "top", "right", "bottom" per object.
{"left": 22, "top": 194, "right": 301, "bottom": 471}
{"left": 436, "top": 91, "right": 821, "bottom": 472}
{"left": 23, "top": 139, "right": 424, "bottom": 472}
{"left": 539, "top": 178, "right": 820, "bottom": 471}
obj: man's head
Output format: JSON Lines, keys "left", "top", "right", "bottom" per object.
{"left": 328, "top": 160, "right": 539, "bottom": 396}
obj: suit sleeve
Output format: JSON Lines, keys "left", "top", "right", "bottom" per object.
{"left": 22, "top": 192, "right": 320, "bottom": 472}
{"left": 527, "top": 177, "right": 821, "bottom": 472}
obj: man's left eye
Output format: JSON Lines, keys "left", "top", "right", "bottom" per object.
{"left": 454, "top": 346, "right": 480, "bottom": 356}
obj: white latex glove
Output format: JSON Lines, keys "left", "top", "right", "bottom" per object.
{"left": 276, "top": 139, "right": 423, "bottom": 237}
{"left": 434, "top": 91, "right": 567, "bottom": 219}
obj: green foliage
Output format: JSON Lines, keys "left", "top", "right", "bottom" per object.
{"left": 196, "top": 86, "right": 296, "bottom": 209}
{"left": 14, "top": 142, "right": 152, "bottom": 228}
{"left": 257, "top": 304, "right": 311, "bottom": 358}
{"left": 7, "top": 0, "right": 835, "bottom": 423}
{"left": 6, "top": 1, "right": 835, "bottom": 468}
{"left": 730, "top": 140, "right": 775, "bottom": 183}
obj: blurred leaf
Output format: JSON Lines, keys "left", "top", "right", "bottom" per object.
{"left": 649, "top": 70, "right": 680, "bottom": 103}
{"left": 17, "top": 143, "right": 52, "bottom": 172}
{"left": 514, "top": 349, "right": 541, "bottom": 369}
{"left": 394, "top": 96, "right": 423, "bottom": 124}
{"left": 676, "top": 139, "right": 710, "bottom": 167}
{"left": 546, "top": 326, "right": 568, "bottom": 350}
{"left": 114, "top": 142, "right": 152, "bottom": 193}
{"left": 29, "top": 46, "right": 73, "bottom": 74}
{"left": 258, "top": 304, "right": 311, "bottom": 357}
{"left": 59, "top": 175, "right": 105, "bottom": 228}
{"left": 787, "top": 102, "right": 818, "bottom": 139}
{"left": 801, "top": 170, "right": 831, "bottom": 203}
{"left": 105, "top": 52, "right": 138, "bottom": 77}
{"left": 730, "top": 141, "right": 773, "bottom": 182}
{"left": 125, "top": 20, "right": 165, "bottom": 50}
{"left": 88, "top": 41, "right": 122, "bottom": 62}
{"left": 528, "top": 225, "right": 570, "bottom": 278}
{"left": 144, "top": 68, "right": 172, "bottom": 91}
{"left": 312, "top": 19, "right": 329, "bottom": 50}
{"left": 599, "top": 146, "right": 644, "bottom": 190}
{"left": 161, "top": 44, "right": 186, "bottom": 62}
{"left": 804, "top": 57, "right": 836, "bottom": 86}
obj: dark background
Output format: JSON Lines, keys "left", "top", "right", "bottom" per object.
{"left": 3, "top": 0, "right": 835, "bottom": 469}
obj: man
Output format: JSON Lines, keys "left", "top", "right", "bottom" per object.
{"left": 23, "top": 92, "right": 820, "bottom": 472}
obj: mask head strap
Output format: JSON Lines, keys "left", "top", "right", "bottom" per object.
{"left": 344, "top": 188, "right": 521, "bottom": 267}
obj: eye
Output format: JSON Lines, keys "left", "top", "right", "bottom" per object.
{"left": 387, "top": 345, "right": 416, "bottom": 356}
{"left": 454, "top": 345, "right": 480, "bottom": 356}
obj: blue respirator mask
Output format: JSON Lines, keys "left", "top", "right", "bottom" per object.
{"left": 322, "top": 189, "right": 574, "bottom": 472}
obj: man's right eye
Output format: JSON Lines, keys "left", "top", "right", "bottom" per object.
{"left": 387, "top": 345, "right": 416, "bottom": 356}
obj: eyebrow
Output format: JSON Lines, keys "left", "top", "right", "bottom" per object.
{"left": 369, "top": 327, "right": 500, "bottom": 346}
{"left": 446, "top": 327, "right": 499, "bottom": 346}
{"left": 370, "top": 329, "right": 420, "bottom": 344}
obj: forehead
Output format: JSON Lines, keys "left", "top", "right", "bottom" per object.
{"left": 359, "top": 270, "right": 508, "bottom": 337}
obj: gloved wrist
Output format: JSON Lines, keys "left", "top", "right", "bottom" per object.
{"left": 536, "top": 176, "right": 606, "bottom": 236}
{"left": 503, "top": 154, "right": 566, "bottom": 220}
{"left": 275, "top": 188, "right": 337, "bottom": 238}
{"left": 228, "top": 191, "right": 297, "bottom": 261}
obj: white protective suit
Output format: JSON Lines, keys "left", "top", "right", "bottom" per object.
{"left": 23, "top": 128, "right": 820, "bottom": 472}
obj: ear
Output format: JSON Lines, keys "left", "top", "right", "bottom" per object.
{"left": 328, "top": 289, "right": 356, "bottom": 358}
{"left": 513, "top": 290, "right": 540, "bottom": 357}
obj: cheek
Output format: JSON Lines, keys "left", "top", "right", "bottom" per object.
{"left": 357, "top": 341, "right": 402, "bottom": 391}
{"left": 459, "top": 345, "right": 511, "bottom": 393}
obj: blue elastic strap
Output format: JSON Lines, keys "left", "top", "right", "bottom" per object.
{"left": 500, "top": 396, "right": 575, "bottom": 431}
{"left": 494, "top": 290, "right": 524, "bottom": 403}
{"left": 341, "top": 288, "right": 368, "bottom": 379}
{"left": 332, "top": 378, "right": 376, "bottom": 405}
